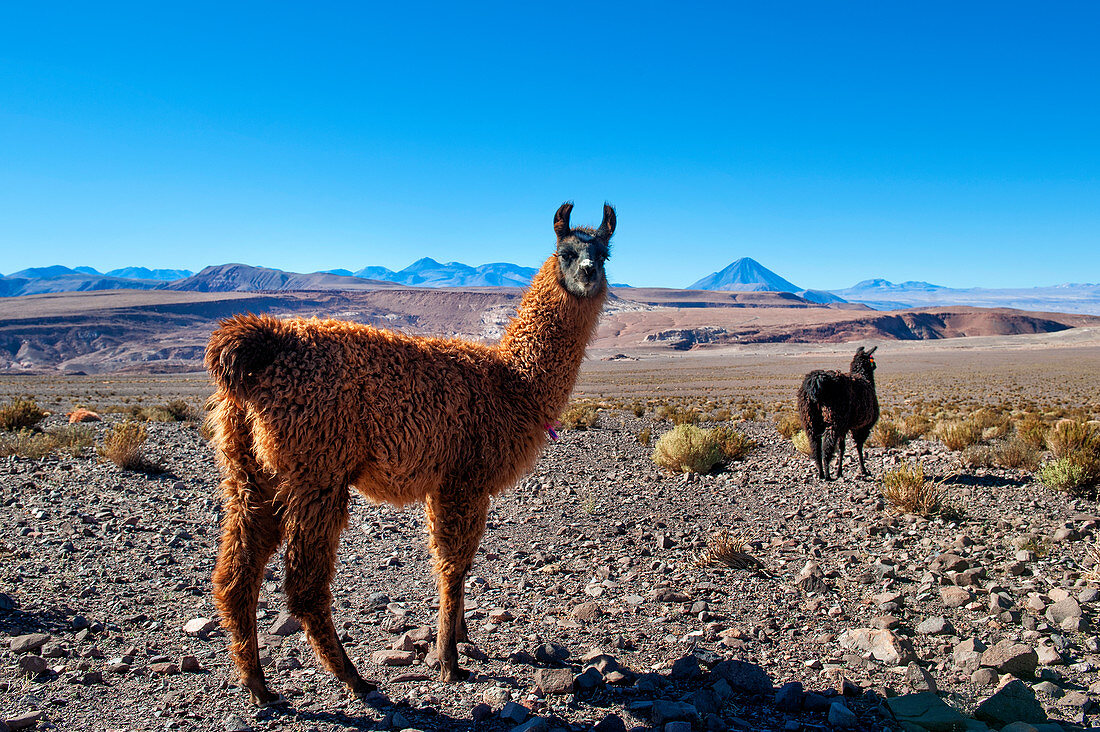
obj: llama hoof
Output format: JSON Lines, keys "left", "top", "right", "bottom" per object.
{"left": 248, "top": 687, "right": 286, "bottom": 708}
{"left": 439, "top": 666, "right": 471, "bottom": 682}
{"left": 349, "top": 678, "right": 379, "bottom": 701}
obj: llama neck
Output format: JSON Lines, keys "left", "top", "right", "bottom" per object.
{"left": 851, "top": 367, "right": 875, "bottom": 386}
{"left": 498, "top": 255, "right": 605, "bottom": 420}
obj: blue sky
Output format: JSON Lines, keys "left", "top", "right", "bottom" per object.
{"left": 1, "top": 2, "right": 1097, "bottom": 289}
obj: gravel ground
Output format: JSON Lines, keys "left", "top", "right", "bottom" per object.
{"left": 3, "top": 412, "right": 1100, "bottom": 732}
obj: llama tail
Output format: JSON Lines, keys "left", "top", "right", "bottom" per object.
{"left": 205, "top": 313, "right": 292, "bottom": 403}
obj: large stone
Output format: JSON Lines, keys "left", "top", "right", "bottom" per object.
{"left": 916, "top": 616, "right": 955, "bottom": 636}
{"left": 828, "top": 701, "right": 857, "bottom": 729}
{"left": 650, "top": 701, "right": 699, "bottom": 725}
{"left": 940, "top": 587, "right": 972, "bottom": 608}
{"left": 981, "top": 640, "right": 1038, "bottom": 677}
{"left": 183, "top": 617, "right": 218, "bottom": 637}
{"left": 974, "top": 679, "right": 1046, "bottom": 726}
{"left": 371, "top": 649, "right": 415, "bottom": 666}
{"left": 838, "top": 628, "right": 914, "bottom": 666}
{"left": 953, "top": 638, "right": 987, "bottom": 674}
{"left": 268, "top": 612, "right": 302, "bottom": 636}
{"left": 774, "top": 681, "right": 804, "bottom": 712}
{"left": 533, "top": 668, "right": 573, "bottom": 695}
{"left": 885, "top": 692, "right": 969, "bottom": 732}
{"left": 10, "top": 633, "right": 51, "bottom": 654}
{"left": 1046, "top": 598, "right": 1082, "bottom": 626}
{"left": 711, "top": 659, "right": 772, "bottom": 695}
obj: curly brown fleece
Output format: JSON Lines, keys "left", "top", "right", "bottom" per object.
{"left": 796, "top": 346, "right": 880, "bottom": 481}
{"left": 205, "top": 203, "right": 613, "bottom": 705}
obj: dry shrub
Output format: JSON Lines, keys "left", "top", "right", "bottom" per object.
{"left": 711, "top": 426, "right": 756, "bottom": 462}
{"left": 164, "top": 399, "right": 199, "bottom": 422}
{"left": 709, "top": 408, "right": 732, "bottom": 423}
{"left": 993, "top": 437, "right": 1041, "bottom": 471}
{"left": 881, "top": 463, "right": 950, "bottom": 517}
{"left": 791, "top": 430, "right": 812, "bottom": 456}
{"left": 652, "top": 425, "right": 724, "bottom": 474}
{"left": 694, "top": 530, "right": 765, "bottom": 571}
{"left": 935, "top": 420, "right": 983, "bottom": 451}
{"left": 872, "top": 420, "right": 908, "bottom": 449}
{"left": 1047, "top": 419, "right": 1100, "bottom": 458}
{"left": 1015, "top": 416, "right": 1048, "bottom": 450}
{"left": 900, "top": 414, "right": 933, "bottom": 439}
{"left": 630, "top": 402, "right": 646, "bottom": 418}
{"left": 636, "top": 427, "right": 652, "bottom": 446}
{"left": 49, "top": 425, "right": 95, "bottom": 455}
{"left": 0, "top": 430, "right": 58, "bottom": 459}
{"left": 1039, "top": 454, "right": 1100, "bottom": 495}
{"left": 99, "top": 421, "right": 154, "bottom": 471}
{"left": 560, "top": 403, "right": 600, "bottom": 430}
{"left": 970, "top": 408, "right": 1012, "bottom": 440}
{"left": 774, "top": 413, "right": 801, "bottom": 439}
{"left": 0, "top": 398, "right": 47, "bottom": 432}
{"left": 960, "top": 444, "right": 995, "bottom": 468}
{"left": 740, "top": 406, "right": 760, "bottom": 422}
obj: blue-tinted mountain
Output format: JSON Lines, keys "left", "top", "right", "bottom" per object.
{"left": 106, "top": 267, "right": 193, "bottom": 281}
{"left": 352, "top": 258, "right": 538, "bottom": 287}
{"left": 164, "top": 264, "right": 396, "bottom": 292}
{"left": 834, "top": 279, "right": 1100, "bottom": 315}
{"left": 688, "top": 258, "right": 800, "bottom": 292}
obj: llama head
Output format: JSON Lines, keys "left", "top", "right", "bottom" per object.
{"left": 851, "top": 345, "right": 877, "bottom": 377}
{"left": 553, "top": 202, "right": 615, "bottom": 298}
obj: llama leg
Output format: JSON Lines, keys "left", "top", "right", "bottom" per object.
{"left": 822, "top": 427, "right": 839, "bottom": 481}
{"left": 809, "top": 427, "right": 826, "bottom": 480}
{"left": 426, "top": 491, "right": 489, "bottom": 682}
{"left": 835, "top": 432, "right": 847, "bottom": 478}
{"left": 212, "top": 483, "right": 283, "bottom": 706}
{"left": 852, "top": 426, "right": 872, "bottom": 476}
{"left": 283, "top": 498, "right": 375, "bottom": 701}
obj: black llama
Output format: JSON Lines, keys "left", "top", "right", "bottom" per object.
{"left": 797, "top": 346, "right": 880, "bottom": 481}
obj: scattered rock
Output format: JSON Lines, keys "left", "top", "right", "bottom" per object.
{"left": 974, "top": 679, "right": 1047, "bottom": 726}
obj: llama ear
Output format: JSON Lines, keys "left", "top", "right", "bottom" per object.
{"left": 855, "top": 346, "right": 865, "bottom": 354}
{"left": 596, "top": 203, "right": 616, "bottom": 239}
{"left": 554, "top": 202, "right": 573, "bottom": 240}
{"left": 866, "top": 346, "right": 877, "bottom": 355}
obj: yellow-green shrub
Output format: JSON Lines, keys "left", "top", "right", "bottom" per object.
{"left": 652, "top": 425, "right": 723, "bottom": 474}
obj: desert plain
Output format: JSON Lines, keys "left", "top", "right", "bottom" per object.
{"left": 2, "top": 308, "right": 1100, "bottom": 732}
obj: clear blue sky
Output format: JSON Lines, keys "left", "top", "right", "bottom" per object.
{"left": 1, "top": 2, "right": 1097, "bottom": 289}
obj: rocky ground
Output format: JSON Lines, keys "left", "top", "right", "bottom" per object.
{"left": 3, "top": 411, "right": 1100, "bottom": 732}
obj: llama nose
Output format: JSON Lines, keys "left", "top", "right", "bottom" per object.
{"left": 579, "top": 259, "right": 595, "bottom": 278}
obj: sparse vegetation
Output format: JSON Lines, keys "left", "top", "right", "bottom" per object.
{"left": 1046, "top": 419, "right": 1099, "bottom": 459}
{"left": 652, "top": 424, "right": 724, "bottom": 474}
{"left": 900, "top": 414, "right": 933, "bottom": 439}
{"left": 694, "top": 529, "right": 765, "bottom": 571}
{"left": 881, "top": 463, "right": 951, "bottom": 517}
{"left": 0, "top": 397, "right": 47, "bottom": 431}
{"left": 98, "top": 420, "right": 156, "bottom": 472}
{"left": 560, "top": 402, "right": 600, "bottom": 430}
{"left": 774, "top": 413, "right": 801, "bottom": 439}
{"left": 0, "top": 430, "right": 58, "bottom": 459}
{"left": 791, "top": 430, "right": 812, "bottom": 456}
{"left": 1039, "top": 454, "right": 1100, "bottom": 495}
{"left": 636, "top": 427, "right": 652, "bottom": 446}
{"left": 711, "top": 426, "right": 756, "bottom": 463}
{"left": 872, "top": 420, "right": 908, "bottom": 449}
{"left": 1015, "top": 416, "right": 1048, "bottom": 450}
{"left": 935, "top": 419, "right": 983, "bottom": 451}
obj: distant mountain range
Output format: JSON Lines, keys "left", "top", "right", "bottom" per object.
{"left": 2, "top": 258, "right": 1099, "bottom": 315}
{"left": 324, "top": 257, "right": 538, "bottom": 288}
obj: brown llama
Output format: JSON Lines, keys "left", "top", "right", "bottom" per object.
{"left": 796, "top": 346, "right": 880, "bottom": 481}
{"left": 205, "top": 202, "right": 614, "bottom": 705}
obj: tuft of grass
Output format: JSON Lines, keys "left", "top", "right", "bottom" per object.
{"left": 636, "top": 427, "right": 652, "bottom": 446}
{"left": 872, "top": 420, "right": 909, "bottom": 449}
{"left": 652, "top": 424, "right": 724, "bottom": 474}
{"left": 694, "top": 530, "right": 765, "bottom": 571}
{"left": 164, "top": 399, "right": 199, "bottom": 422}
{"left": 935, "top": 420, "right": 983, "bottom": 451}
{"left": 970, "top": 408, "right": 1012, "bottom": 440}
{"left": 49, "top": 425, "right": 95, "bottom": 456}
{"left": 993, "top": 437, "right": 1042, "bottom": 470}
{"left": 98, "top": 421, "right": 156, "bottom": 472}
{"left": 0, "top": 430, "right": 58, "bottom": 459}
{"left": 1038, "top": 454, "right": 1100, "bottom": 495}
{"left": 560, "top": 403, "right": 600, "bottom": 430}
{"left": 1015, "top": 416, "right": 1048, "bottom": 450}
{"left": 881, "top": 463, "right": 951, "bottom": 517}
{"left": 1047, "top": 419, "right": 1100, "bottom": 459}
{"left": 629, "top": 402, "right": 646, "bottom": 418}
{"left": 0, "top": 398, "right": 47, "bottom": 432}
{"left": 774, "top": 413, "right": 801, "bottom": 439}
{"left": 791, "top": 430, "right": 812, "bottom": 456}
{"left": 711, "top": 426, "right": 756, "bottom": 463}
{"left": 900, "top": 414, "right": 934, "bottom": 439}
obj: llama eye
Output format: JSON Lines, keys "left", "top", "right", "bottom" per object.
{"left": 560, "top": 251, "right": 577, "bottom": 262}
